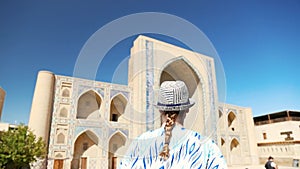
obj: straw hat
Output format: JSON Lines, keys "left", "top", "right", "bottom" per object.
{"left": 155, "top": 81, "right": 195, "bottom": 111}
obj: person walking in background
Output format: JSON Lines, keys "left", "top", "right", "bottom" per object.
{"left": 265, "top": 156, "right": 278, "bottom": 169}
{"left": 119, "top": 80, "right": 227, "bottom": 169}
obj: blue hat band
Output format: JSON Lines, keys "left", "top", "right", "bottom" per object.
{"left": 157, "top": 101, "right": 191, "bottom": 107}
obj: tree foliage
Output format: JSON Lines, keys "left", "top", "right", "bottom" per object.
{"left": 0, "top": 124, "right": 46, "bottom": 169}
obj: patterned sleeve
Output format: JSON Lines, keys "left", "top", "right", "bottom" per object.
{"left": 118, "top": 133, "right": 155, "bottom": 169}
{"left": 118, "top": 138, "right": 140, "bottom": 169}
{"left": 206, "top": 140, "right": 228, "bottom": 169}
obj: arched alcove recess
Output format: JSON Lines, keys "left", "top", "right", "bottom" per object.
{"left": 219, "top": 110, "right": 223, "bottom": 118}
{"left": 221, "top": 137, "right": 225, "bottom": 146}
{"left": 55, "top": 153, "right": 63, "bottom": 158}
{"left": 77, "top": 90, "right": 102, "bottom": 119}
{"left": 71, "top": 130, "right": 99, "bottom": 169}
{"left": 218, "top": 109, "right": 225, "bottom": 129}
{"left": 110, "top": 94, "right": 127, "bottom": 122}
{"left": 160, "top": 58, "right": 200, "bottom": 97}
{"left": 230, "top": 138, "right": 240, "bottom": 151}
{"left": 59, "top": 107, "right": 68, "bottom": 118}
{"left": 57, "top": 133, "right": 65, "bottom": 144}
{"left": 159, "top": 58, "right": 203, "bottom": 132}
{"left": 229, "top": 137, "right": 241, "bottom": 165}
{"left": 108, "top": 132, "right": 126, "bottom": 169}
{"left": 62, "top": 88, "right": 70, "bottom": 97}
{"left": 228, "top": 111, "right": 236, "bottom": 127}
{"left": 220, "top": 137, "right": 226, "bottom": 159}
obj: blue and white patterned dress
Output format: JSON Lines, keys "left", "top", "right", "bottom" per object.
{"left": 119, "top": 124, "right": 227, "bottom": 169}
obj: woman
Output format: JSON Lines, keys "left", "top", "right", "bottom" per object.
{"left": 119, "top": 81, "right": 227, "bottom": 169}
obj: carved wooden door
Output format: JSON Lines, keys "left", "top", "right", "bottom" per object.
{"left": 53, "top": 159, "right": 63, "bottom": 169}
{"left": 81, "top": 157, "right": 87, "bottom": 169}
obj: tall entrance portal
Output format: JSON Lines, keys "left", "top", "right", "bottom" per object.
{"left": 128, "top": 35, "right": 218, "bottom": 138}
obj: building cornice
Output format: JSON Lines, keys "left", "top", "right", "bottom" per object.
{"left": 257, "top": 140, "right": 300, "bottom": 146}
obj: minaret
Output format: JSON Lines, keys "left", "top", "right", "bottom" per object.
{"left": 28, "top": 70, "right": 55, "bottom": 146}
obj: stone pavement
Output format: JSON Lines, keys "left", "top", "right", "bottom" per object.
{"left": 228, "top": 165, "right": 299, "bottom": 169}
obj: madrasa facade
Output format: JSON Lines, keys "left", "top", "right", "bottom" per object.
{"left": 28, "top": 35, "right": 259, "bottom": 169}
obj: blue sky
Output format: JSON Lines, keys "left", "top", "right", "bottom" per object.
{"left": 0, "top": 1, "right": 299, "bottom": 124}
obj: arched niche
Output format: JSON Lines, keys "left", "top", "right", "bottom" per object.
{"left": 55, "top": 152, "right": 63, "bottom": 158}
{"left": 77, "top": 90, "right": 102, "bottom": 119}
{"left": 71, "top": 130, "right": 99, "bottom": 169}
{"left": 110, "top": 94, "right": 127, "bottom": 122}
{"left": 108, "top": 132, "right": 126, "bottom": 169}
{"left": 62, "top": 88, "right": 70, "bottom": 97}
{"left": 228, "top": 111, "right": 236, "bottom": 127}
{"left": 219, "top": 110, "right": 223, "bottom": 118}
{"left": 59, "top": 107, "right": 68, "bottom": 118}
{"left": 159, "top": 58, "right": 203, "bottom": 132}
{"left": 160, "top": 58, "right": 200, "bottom": 97}
{"left": 221, "top": 137, "right": 225, "bottom": 146}
{"left": 57, "top": 133, "right": 65, "bottom": 144}
{"left": 220, "top": 137, "right": 226, "bottom": 159}
{"left": 230, "top": 138, "right": 240, "bottom": 151}
{"left": 230, "top": 137, "right": 241, "bottom": 165}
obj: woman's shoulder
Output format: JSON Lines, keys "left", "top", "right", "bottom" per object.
{"left": 137, "top": 127, "right": 165, "bottom": 140}
{"left": 179, "top": 128, "right": 218, "bottom": 147}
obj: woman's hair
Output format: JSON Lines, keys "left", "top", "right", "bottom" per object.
{"left": 159, "top": 111, "right": 180, "bottom": 160}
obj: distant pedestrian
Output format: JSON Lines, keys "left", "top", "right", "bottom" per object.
{"left": 265, "top": 156, "right": 278, "bottom": 169}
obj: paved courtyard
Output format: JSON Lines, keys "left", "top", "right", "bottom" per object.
{"left": 229, "top": 165, "right": 299, "bottom": 169}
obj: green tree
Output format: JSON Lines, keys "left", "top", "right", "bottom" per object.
{"left": 0, "top": 124, "right": 46, "bottom": 169}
